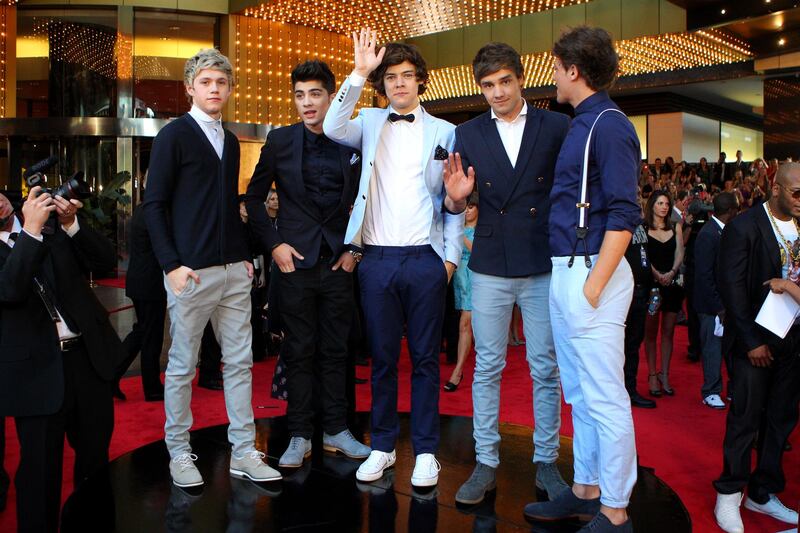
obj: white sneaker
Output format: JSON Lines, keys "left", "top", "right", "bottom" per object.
{"left": 411, "top": 453, "right": 441, "bottom": 487}
{"left": 356, "top": 450, "right": 396, "bottom": 482}
{"left": 703, "top": 394, "right": 726, "bottom": 409}
{"left": 744, "top": 494, "right": 799, "bottom": 525}
{"left": 169, "top": 453, "right": 203, "bottom": 488}
{"left": 715, "top": 492, "right": 744, "bottom": 533}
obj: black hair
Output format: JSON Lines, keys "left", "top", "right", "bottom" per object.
{"left": 552, "top": 26, "right": 618, "bottom": 91}
{"left": 368, "top": 42, "right": 428, "bottom": 97}
{"left": 291, "top": 60, "right": 335, "bottom": 94}
{"left": 472, "top": 42, "right": 524, "bottom": 84}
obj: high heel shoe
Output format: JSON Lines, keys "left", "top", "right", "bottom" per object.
{"left": 443, "top": 375, "right": 462, "bottom": 392}
{"left": 659, "top": 372, "right": 675, "bottom": 396}
{"left": 648, "top": 373, "right": 662, "bottom": 397}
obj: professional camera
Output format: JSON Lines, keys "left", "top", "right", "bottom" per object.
{"left": 23, "top": 156, "right": 92, "bottom": 201}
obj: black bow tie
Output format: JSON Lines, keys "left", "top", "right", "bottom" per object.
{"left": 388, "top": 112, "right": 415, "bottom": 123}
{"left": 8, "top": 232, "right": 18, "bottom": 243}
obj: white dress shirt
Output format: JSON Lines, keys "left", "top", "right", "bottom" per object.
{"left": 1, "top": 215, "right": 81, "bottom": 340}
{"left": 711, "top": 215, "right": 725, "bottom": 230}
{"left": 349, "top": 76, "right": 432, "bottom": 247}
{"left": 491, "top": 99, "right": 527, "bottom": 168}
{"left": 188, "top": 104, "right": 224, "bottom": 159}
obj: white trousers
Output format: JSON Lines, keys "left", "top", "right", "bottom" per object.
{"left": 549, "top": 255, "right": 637, "bottom": 508}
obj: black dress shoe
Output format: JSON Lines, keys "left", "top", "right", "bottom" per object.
{"left": 198, "top": 377, "right": 223, "bottom": 391}
{"left": 629, "top": 391, "right": 656, "bottom": 409}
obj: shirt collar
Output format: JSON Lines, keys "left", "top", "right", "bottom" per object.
{"left": 574, "top": 91, "right": 611, "bottom": 116}
{"left": 712, "top": 215, "right": 725, "bottom": 230}
{"left": 0, "top": 215, "right": 22, "bottom": 245}
{"left": 491, "top": 99, "right": 528, "bottom": 123}
{"left": 189, "top": 104, "right": 223, "bottom": 128}
{"left": 303, "top": 125, "right": 325, "bottom": 144}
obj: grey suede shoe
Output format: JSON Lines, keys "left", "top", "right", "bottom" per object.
{"left": 278, "top": 437, "right": 312, "bottom": 468}
{"left": 455, "top": 463, "right": 497, "bottom": 505}
{"left": 535, "top": 461, "right": 570, "bottom": 500}
{"left": 524, "top": 488, "right": 600, "bottom": 523}
{"left": 323, "top": 429, "right": 371, "bottom": 459}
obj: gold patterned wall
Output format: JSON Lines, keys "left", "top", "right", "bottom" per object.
{"left": 231, "top": 15, "right": 373, "bottom": 127}
{"left": 241, "top": 0, "right": 592, "bottom": 41}
{"left": 0, "top": 4, "right": 14, "bottom": 118}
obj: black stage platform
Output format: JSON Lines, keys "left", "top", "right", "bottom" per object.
{"left": 62, "top": 414, "right": 690, "bottom": 532}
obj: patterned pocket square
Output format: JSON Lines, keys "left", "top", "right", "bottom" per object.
{"left": 434, "top": 145, "right": 449, "bottom": 161}
{"left": 350, "top": 153, "right": 360, "bottom": 165}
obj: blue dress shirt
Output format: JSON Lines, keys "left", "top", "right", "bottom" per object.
{"left": 548, "top": 91, "right": 641, "bottom": 257}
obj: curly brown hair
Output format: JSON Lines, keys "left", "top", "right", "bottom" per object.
{"left": 367, "top": 42, "right": 428, "bottom": 97}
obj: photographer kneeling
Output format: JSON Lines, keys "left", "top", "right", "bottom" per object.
{"left": 0, "top": 186, "right": 121, "bottom": 532}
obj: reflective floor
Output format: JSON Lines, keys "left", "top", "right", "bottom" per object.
{"left": 62, "top": 414, "right": 690, "bottom": 532}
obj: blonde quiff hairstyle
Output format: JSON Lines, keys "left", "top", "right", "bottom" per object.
{"left": 184, "top": 48, "right": 235, "bottom": 101}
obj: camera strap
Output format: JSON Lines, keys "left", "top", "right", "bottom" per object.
{"left": 33, "top": 277, "right": 61, "bottom": 323}
{"left": 568, "top": 108, "right": 628, "bottom": 269}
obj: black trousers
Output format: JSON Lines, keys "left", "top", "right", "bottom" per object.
{"left": 684, "top": 266, "right": 701, "bottom": 356}
{"left": 279, "top": 261, "right": 353, "bottom": 438}
{"left": 713, "top": 348, "right": 800, "bottom": 503}
{"left": 14, "top": 342, "right": 113, "bottom": 533}
{"left": 623, "top": 285, "right": 649, "bottom": 393}
{"left": 119, "top": 298, "right": 166, "bottom": 394}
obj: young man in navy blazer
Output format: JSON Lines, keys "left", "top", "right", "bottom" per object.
{"left": 244, "top": 60, "right": 370, "bottom": 469}
{"left": 323, "top": 29, "right": 473, "bottom": 487}
{"left": 144, "top": 49, "right": 280, "bottom": 488}
{"left": 447, "top": 42, "right": 570, "bottom": 505}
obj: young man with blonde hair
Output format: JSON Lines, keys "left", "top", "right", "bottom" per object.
{"left": 144, "top": 48, "right": 281, "bottom": 487}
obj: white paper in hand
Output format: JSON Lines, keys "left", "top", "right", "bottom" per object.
{"left": 755, "top": 291, "right": 800, "bottom": 339}
{"left": 714, "top": 315, "right": 724, "bottom": 337}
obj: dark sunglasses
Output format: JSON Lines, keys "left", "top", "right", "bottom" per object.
{"left": 779, "top": 183, "right": 800, "bottom": 199}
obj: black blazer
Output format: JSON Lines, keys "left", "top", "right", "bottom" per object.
{"left": 0, "top": 219, "right": 122, "bottom": 417}
{"left": 718, "top": 205, "right": 800, "bottom": 357}
{"left": 454, "top": 105, "right": 570, "bottom": 277}
{"left": 693, "top": 217, "right": 724, "bottom": 315}
{"left": 244, "top": 122, "right": 360, "bottom": 269}
{"left": 143, "top": 113, "right": 250, "bottom": 274}
{"left": 126, "top": 206, "right": 166, "bottom": 302}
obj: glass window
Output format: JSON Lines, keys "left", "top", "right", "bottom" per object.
{"left": 17, "top": 8, "right": 119, "bottom": 118}
{"left": 133, "top": 11, "right": 217, "bottom": 119}
{"left": 721, "top": 122, "right": 763, "bottom": 163}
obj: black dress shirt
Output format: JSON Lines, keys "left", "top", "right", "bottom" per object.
{"left": 302, "top": 128, "right": 344, "bottom": 221}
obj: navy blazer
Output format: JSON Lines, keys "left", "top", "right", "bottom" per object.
{"left": 454, "top": 104, "right": 570, "bottom": 277}
{"left": 693, "top": 217, "right": 724, "bottom": 315}
{"left": 244, "top": 122, "right": 361, "bottom": 269}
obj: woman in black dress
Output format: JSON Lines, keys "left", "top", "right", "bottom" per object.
{"left": 644, "top": 191, "right": 685, "bottom": 397}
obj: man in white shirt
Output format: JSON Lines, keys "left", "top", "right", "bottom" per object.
{"left": 445, "top": 42, "right": 570, "bottom": 505}
{"left": 323, "top": 29, "right": 472, "bottom": 487}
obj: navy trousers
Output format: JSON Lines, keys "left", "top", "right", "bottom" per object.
{"left": 359, "top": 245, "right": 447, "bottom": 455}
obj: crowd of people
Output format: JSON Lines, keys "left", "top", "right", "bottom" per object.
{"left": 0, "top": 22, "right": 798, "bottom": 533}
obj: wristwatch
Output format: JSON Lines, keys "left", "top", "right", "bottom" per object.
{"left": 348, "top": 250, "right": 363, "bottom": 263}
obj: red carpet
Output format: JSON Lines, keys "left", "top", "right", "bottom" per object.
{"left": 1, "top": 326, "right": 797, "bottom": 532}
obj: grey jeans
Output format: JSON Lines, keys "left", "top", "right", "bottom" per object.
{"left": 163, "top": 262, "right": 256, "bottom": 458}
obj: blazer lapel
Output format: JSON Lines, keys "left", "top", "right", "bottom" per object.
{"left": 292, "top": 124, "right": 322, "bottom": 221}
{"left": 481, "top": 112, "right": 515, "bottom": 197}
{"left": 756, "top": 206, "right": 783, "bottom": 276}
{"left": 500, "top": 105, "right": 543, "bottom": 208}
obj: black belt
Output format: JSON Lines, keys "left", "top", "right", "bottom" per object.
{"left": 59, "top": 336, "right": 82, "bottom": 352}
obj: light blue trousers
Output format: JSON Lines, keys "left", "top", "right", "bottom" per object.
{"left": 470, "top": 271, "right": 562, "bottom": 467}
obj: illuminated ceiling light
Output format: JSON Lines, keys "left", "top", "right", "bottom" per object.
{"left": 721, "top": 9, "right": 726, "bottom": 15}
{"left": 779, "top": 37, "right": 786, "bottom": 46}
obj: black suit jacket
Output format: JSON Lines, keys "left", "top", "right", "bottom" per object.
{"left": 0, "top": 218, "right": 122, "bottom": 417}
{"left": 126, "top": 206, "right": 166, "bottom": 302}
{"left": 454, "top": 104, "right": 570, "bottom": 277}
{"left": 694, "top": 217, "right": 724, "bottom": 315}
{"left": 244, "top": 122, "right": 361, "bottom": 269}
{"left": 718, "top": 205, "right": 800, "bottom": 358}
